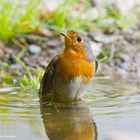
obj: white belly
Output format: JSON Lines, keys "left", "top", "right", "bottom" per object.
{"left": 53, "top": 76, "right": 88, "bottom": 101}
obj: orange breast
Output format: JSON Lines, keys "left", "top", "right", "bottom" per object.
{"left": 58, "top": 49, "right": 95, "bottom": 83}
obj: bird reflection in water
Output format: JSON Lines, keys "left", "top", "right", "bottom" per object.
{"left": 40, "top": 99, "right": 97, "bottom": 140}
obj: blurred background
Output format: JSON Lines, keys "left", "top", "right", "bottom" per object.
{"left": 0, "top": 1, "right": 140, "bottom": 140}
{"left": 0, "top": 0, "right": 140, "bottom": 83}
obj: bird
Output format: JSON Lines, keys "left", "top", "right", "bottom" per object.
{"left": 39, "top": 30, "right": 98, "bottom": 102}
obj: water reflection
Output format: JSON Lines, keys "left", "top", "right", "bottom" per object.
{"left": 0, "top": 77, "right": 140, "bottom": 140}
{"left": 40, "top": 101, "right": 97, "bottom": 140}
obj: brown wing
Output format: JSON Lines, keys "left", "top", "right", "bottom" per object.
{"left": 39, "top": 55, "right": 59, "bottom": 96}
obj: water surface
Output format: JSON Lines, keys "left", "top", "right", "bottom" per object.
{"left": 0, "top": 78, "right": 140, "bottom": 140}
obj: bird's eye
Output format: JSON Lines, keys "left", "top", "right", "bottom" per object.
{"left": 77, "top": 37, "right": 82, "bottom": 42}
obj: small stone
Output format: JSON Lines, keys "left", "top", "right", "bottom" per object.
{"left": 11, "top": 64, "right": 23, "bottom": 72}
{"left": 28, "top": 44, "right": 41, "bottom": 54}
{"left": 92, "top": 31, "right": 121, "bottom": 43}
{"left": 47, "top": 39, "right": 62, "bottom": 48}
{"left": 33, "top": 28, "right": 53, "bottom": 37}
{"left": 37, "top": 57, "right": 48, "bottom": 67}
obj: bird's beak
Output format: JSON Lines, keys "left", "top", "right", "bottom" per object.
{"left": 60, "top": 32, "right": 71, "bottom": 41}
{"left": 60, "top": 32, "right": 67, "bottom": 37}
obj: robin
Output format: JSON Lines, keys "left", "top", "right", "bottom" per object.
{"left": 39, "top": 30, "right": 98, "bottom": 102}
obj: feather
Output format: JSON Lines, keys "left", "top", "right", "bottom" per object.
{"left": 39, "top": 55, "right": 58, "bottom": 96}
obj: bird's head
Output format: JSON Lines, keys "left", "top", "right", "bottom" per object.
{"left": 61, "top": 30, "right": 94, "bottom": 61}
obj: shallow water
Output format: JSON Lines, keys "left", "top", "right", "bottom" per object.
{"left": 0, "top": 78, "right": 140, "bottom": 140}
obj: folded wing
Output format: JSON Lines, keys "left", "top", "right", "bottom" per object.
{"left": 39, "top": 55, "right": 58, "bottom": 96}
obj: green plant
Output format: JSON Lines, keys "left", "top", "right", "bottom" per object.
{"left": 0, "top": 0, "right": 42, "bottom": 41}
{"left": 14, "top": 56, "right": 43, "bottom": 91}
{"left": 20, "top": 70, "right": 42, "bottom": 91}
{"left": 43, "top": 0, "right": 91, "bottom": 33}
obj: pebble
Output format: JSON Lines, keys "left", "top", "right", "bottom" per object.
{"left": 92, "top": 31, "right": 121, "bottom": 43}
{"left": 28, "top": 44, "right": 41, "bottom": 54}
{"left": 47, "top": 39, "right": 62, "bottom": 48}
